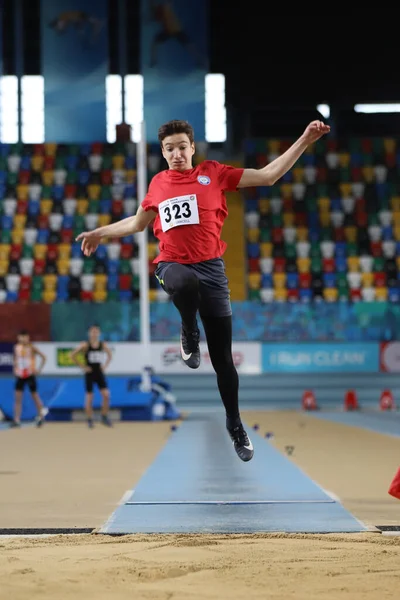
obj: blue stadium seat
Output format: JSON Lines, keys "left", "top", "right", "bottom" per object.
{"left": 99, "top": 199, "right": 112, "bottom": 214}
{"left": 52, "top": 185, "right": 65, "bottom": 201}
{"left": 56, "top": 289, "right": 69, "bottom": 301}
{"left": 299, "top": 289, "right": 313, "bottom": 302}
{"left": 330, "top": 198, "right": 342, "bottom": 211}
{"left": 0, "top": 171, "right": 7, "bottom": 185}
{"left": 6, "top": 291, "right": 18, "bottom": 302}
{"left": 0, "top": 143, "right": 10, "bottom": 157}
{"left": 78, "top": 170, "right": 90, "bottom": 185}
{"left": 107, "top": 260, "right": 119, "bottom": 275}
{"left": 20, "top": 156, "right": 31, "bottom": 170}
{"left": 334, "top": 242, "right": 347, "bottom": 258}
{"left": 79, "top": 143, "right": 91, "bottom": 156}
{"left": 286, "top": 273, "right": 299, "bottom": 289}
{"left": 303, "top": 154, "right": 315, "bottom": 166}
{"left": 261, "top": 273, "right": 272, "bottom": 288}
{"left": 125, "top": 156, "right": 136, "bottom": 169}
{"left": 245, "top": 199, "right": 258, "bottom": 212}
{"left": 247, "top": 243, "right": 260, "bottom": 259}
{"left": 0, "top": 184, "right": 6, "bottom": 199}
{"left": 1, "top": 215, "right": 13, "bottom": 229}
{"left": 119, "top": 290, "right": 133, "bottom": 302}
{"left": 107, "top": 274, "right": 118, "bottom": 290}
{"left": 57, "top": 275, "right": 69, "bottom": 290}
{"left": 335, "top": 255, "right": 347, "bottom": 272}
{"left": 28, "top": 200, "right": 40, "bottom": 216}
{"left": 323, "top": 273, "right": 336, "bottom": 288}
{"left": 62, "top": 215, "right": 74, "bottom": 229}
{"left": 382, "top": 226, "right": 393, "bottom": 241}
{"left": 37, "top": 229, "right": 49, "bottom": 243}
{"left": 388, "top": 287, "right": 400, "bottom": 302}
{"left": 124, "top": 184, "right": 136, "bottom": 198}
{"left": 65, "top": 156, "right": 78, "bottom": 170}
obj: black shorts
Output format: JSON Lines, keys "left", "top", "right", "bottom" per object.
{"left": 155, "top": 258, "right": 232, "bottom": 318}
{"left": 85, "top": 370, "right": 108, "bottom": 393}
{"left": 15, "top": 375, "right": 37, "bottom": 393}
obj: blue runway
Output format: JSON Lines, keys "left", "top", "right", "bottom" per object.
{"left": 100, "top": 414, "right": 368, "bottom": 534}
{"left": 310, "top": 411, "right": 400, "bottom": 438}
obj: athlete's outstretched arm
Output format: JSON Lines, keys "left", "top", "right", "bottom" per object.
{"left": 237, "top": 120, "right": 330, "bottom": 188}
{"left": 76, "top": 205, "right": 157, "bottom": 257}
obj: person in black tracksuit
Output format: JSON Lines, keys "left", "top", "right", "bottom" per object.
{"left": 70, "top": 324, "right": 113, "bottom": 428}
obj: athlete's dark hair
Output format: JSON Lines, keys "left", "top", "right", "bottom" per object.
{"left": 18, "top": 329, "right": 28, "bottom": 336}
{"left": 158, "top": 120, "right": 194, "bottom": 147}
{"left": 88, "top": 323, "right": 100, "bottom": 330}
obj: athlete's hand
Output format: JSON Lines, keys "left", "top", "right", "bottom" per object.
{"left": 301, "top": 120, "right": 330, "bottom": 145}
{"left": 76, "top": 230, "right": 102, "bottom": 257}
{"left": 84, "top": 367, "right": 92, "bottom": 373}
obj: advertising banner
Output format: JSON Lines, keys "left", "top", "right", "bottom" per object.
{"left": 380, "top": 342, "right": 400, "bottom": 372}
{"left": 262, "top": 343, "right": 380, "bottom": 373}
{"left": 0, "top": 343, "right": 14, "bottom": 373}
{"left": 41, "top": 0, "right": 108, "bottom": 142}
{"left": 140, "top": 0, "right": 208, "bottom": 141}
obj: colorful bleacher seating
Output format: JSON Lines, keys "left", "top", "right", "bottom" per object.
{"left": 0, "top": 141, "right": 175, "bottom": 303}
{"left": 244, "top": 137, "right": 400, "bottom": 302}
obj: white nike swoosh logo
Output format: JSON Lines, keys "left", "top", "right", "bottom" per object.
{"left": 244, "top": 440, "right": 253, "bottom": 451}
{"left": 180, "top": 336, "right": 192, "bottom": 361}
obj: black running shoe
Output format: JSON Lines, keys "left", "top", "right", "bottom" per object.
{"left": 87, "top": 418, "right": 94, "bottom": 429}
{"left": 227, "top": 423, "right": 254, "bottom": 462}
{"left": 101, "top": 414, "right": 112, "bottom": 427}
{"left": 180, "top": 325, "right": 200, "bottom": 369}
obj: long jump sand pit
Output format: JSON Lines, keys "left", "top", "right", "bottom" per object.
{"left": 0, "top": 411, "right": 399, "bottom": 599}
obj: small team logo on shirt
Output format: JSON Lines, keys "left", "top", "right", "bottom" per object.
{"left": 197, "top": 175, "right": 211, "bottom": 185}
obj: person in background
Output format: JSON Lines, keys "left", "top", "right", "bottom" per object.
{"left": 12, "top": 330, "right": 48, "bottom": 428}
{"left": 69, "top": 324, "right": 113, "bottom": 428}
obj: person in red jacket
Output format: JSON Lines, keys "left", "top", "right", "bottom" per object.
{"left": 77, "top": 118, "right": 329, "bottom": 462}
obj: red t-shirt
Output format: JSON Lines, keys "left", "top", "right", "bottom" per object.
{"left": 141, "top": 160, "right": 244, "bottom": 264}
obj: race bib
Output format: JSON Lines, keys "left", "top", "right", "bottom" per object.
{"left": 159, "top": 194, "right": 200, "bottom": 232}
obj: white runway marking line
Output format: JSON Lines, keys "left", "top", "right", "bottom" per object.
{"left": 118, "top": 490, "right": 134, "bottom": 505}
{"left": 125, "top": 499, "right": 336, "bottom": 505}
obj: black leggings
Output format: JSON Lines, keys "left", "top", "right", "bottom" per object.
{"left": 161, "top": 263, "right": 240, "bottom": 426}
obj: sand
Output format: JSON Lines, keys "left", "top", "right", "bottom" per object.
{"left": 0, "top": 411, "right": 399, "bottom": 599}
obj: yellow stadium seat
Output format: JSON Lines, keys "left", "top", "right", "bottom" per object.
{"left": 323, "top": 288, "right": 339, "bottom": 302}
{"left": 361, "top": 272, "right": 374, "bottom": 287}
{"left": 283, "top": 213, "right": 295, "bottom": 227}
{"left": 125, "top": 169, "right": 136, "bottom": 184}
{"left": 87, "top": 184, "right": 101, "bottom": 200}
{"left": 45, "top": 142, "right": 57, "bottom": 156}
{"left": 247, "top": 228, "right": 259, "bottom": 243}
{"left": 112, "top": 155, "right": 125, "bottom": 170}
{"left": 268, "top": 140, "right": 280, "bottom": 153}
{"left": 274, "top": 288, "right": 287, "bottom": 302}
{"left": 148, "top": 289, "right": 158, "bottom": 302}
{"left": 42, "top": 170, "right": 54, "bottom": 186}
{"left": 281, "top": 183, "right": 292, "bottom": 198}
{"left": 297, "top": 257, "right": 311, "bottom": 273}
{"left": 344, "top": 226, "right": 357, "bottom": 243}
{"left": 392, "top": 212, "right": 400, "bottom": 226}
{"left": 384, "top": 138, "right": 396, "bottom": 153}
{"left": 17, "top": 184, "right": 29, "bottom": 200}
{"left": 375, "top": 287, "right": 388, "bottom": 301}
{"left": 31, "top": 155, "right": 44, "bottom": 172}
{"left": 394, "top": 227, "right": 400, "bottom": 242}
{"left": 362, "top": 166, "right": 374, "bottom": 183}
{"left": 258, "top": 198, "right": 269, "bottom": 214}
{"left": 43, "top": 274, "right": 57, "bottom": 289}
{"left": 40, "top": 199, "right": 53, "bottom": 215}
{"left": 0, "top": 260, "right": 9, "bottom": 276}
{"left": 273, "top": 273, "right": 286, "bottom": 289}
{"left": 397, "top": 257, "right": 400, "bottom": 271}
{"left": 0, "top": 244, "right": 11, "bottom": 260}
{"left": 260, "top": 242, "right": 273, "bottom": 258}
{"left": 42, "top": 289, "right": 56, "bottom": 304}
{"left": 57, "top": 260, "right": 70, "bottom": 276}
{"left": 14, "top": 214, "right": 27, "bottom": 230}
{"left": 77, "top": 199, "right": 89, "bottom": 215}
{"left": 292, "top": 167, "right": 304, "bottom": 183}
{"left": 390, "top": 197, "right": 400, "bottom": 211}
{"left": 11, "top": 230, "right": 24, "bottom": 244}
{"left": 58, "top": 243, "right": 71, "bottom": 259}
{"left": 34, "top": 244, "right": 47, "bottom": 260}
{"left": 94, "top": 274, "right": 107, "bottom": 289}
{"left": 347, "top": 256, "right": 360, "bottom": 272}
{"left": 318, "top": 197, "right": 330, "bottom": 212}
{"left": 148, "top": 243, "right": 159, "bottom": 260}
{"left": 248, "top": 272, "right": 261, "bottom": 290}
{"left": 338, "top": 153, "right": 350, "bottom": 168}
{"left": 296, "top": 227, "right": 308, "bottom": 241}
{"left": 98, "top": 215, "right": 110, "bottom": 227}
{"left": 319, "top": 212, "right": 331, "bottom": 227}
{"left": 339, "top": 183, "right": 352, "bottom": 196}
{"left": 93, "top": 289, "right": 107, "bottom": 303}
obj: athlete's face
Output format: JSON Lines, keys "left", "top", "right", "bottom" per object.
{"left": 161, "top": 134, "right": 195, "bottom": 171}
{"left": 89, "top": 327, "right": 100, "bottom": 341}
{"left": 18, "top": 334, "right": 29, "bottom": 345}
